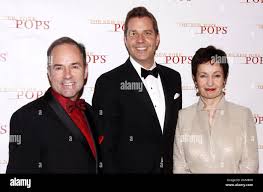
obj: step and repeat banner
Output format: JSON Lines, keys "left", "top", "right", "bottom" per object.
{"left": 0, "top": 0, "right": 262, "bottom": 173}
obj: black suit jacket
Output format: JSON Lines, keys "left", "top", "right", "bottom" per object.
{"left": 6, "top": 88, "right": 101, "bottom": 174}
{"left": 92, "top": 59, "right": 182, "bottom": 174}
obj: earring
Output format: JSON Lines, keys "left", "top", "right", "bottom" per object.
{"left": 195, "top": 84, "right": 200, "bottom": 96}
{"left": 222, "top": 87, "right": 226, "bottom": 95}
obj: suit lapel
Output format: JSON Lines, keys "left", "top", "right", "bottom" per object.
{"left": 83, "top": 107, "right": 98, "bottom": 160}
{"left": 124, "top": 61, "right": 162, "bottom": 133}
{"left": 157, "top": 65, "right": 174, "bottom": 134}
{"left": 44, "top": 90, "right": 95, "bottom": 159}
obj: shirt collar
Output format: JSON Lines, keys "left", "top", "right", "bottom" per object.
{"left": 51, "top": 88, "right": 74, "bottom": 113}
{"left": 129, "top": 56, "right": 156, "bottom": 78}
{"left": 197, "top": 95, "right": 226, "bottom": 111}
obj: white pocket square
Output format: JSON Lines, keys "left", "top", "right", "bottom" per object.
{"left": 173, "top": 93, "right": 180, "bottom": 100}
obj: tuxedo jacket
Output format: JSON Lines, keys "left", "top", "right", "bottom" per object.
{"left": 173, "top": 97, "right": 259, "bottom": 173}
{"left": 92, "top": 59, "right": 182, "bottom": 174}
{"left": 6, "top": 88, "right": 101, "bottom": 174}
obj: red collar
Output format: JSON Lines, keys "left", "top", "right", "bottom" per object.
{"left": 51, "top": 89, "right": 75, "bottom": 113}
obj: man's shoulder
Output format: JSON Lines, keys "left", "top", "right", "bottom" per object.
{"left": 12, "top": 95, "right": 47, "bottom": 117}
{"left": 157, "top": 64, "right": 181, "bottom": 77}
{"left": 102, "top": 63, "right": 128, "bottom": 77}
{"left": 96, "top": 62, "right": 130, "bottom": 84}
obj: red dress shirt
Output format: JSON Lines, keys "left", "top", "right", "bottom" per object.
{"left": 51, "top": 89, "right": 96, "bottom": 158}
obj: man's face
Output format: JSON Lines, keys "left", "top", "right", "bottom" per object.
{"left": 47, "top": 43, "right": 87, "bottom": 101}
{"left": 124, "top": 16, "right": 160, "bottom": 68}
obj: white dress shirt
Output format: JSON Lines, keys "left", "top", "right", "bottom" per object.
{"left": 130, "top": 57, "right": 166, "bottom": 132}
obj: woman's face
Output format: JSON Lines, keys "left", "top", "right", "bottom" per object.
{"left": 195, "top": 61, "right": 225, "bottom": 100}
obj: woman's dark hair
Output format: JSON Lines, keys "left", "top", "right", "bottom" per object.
{"left": 191, "top": 45, "right": 229, "bottom": 81}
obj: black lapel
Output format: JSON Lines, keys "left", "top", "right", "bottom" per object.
{"left": 83, "top": 107, "right": 98, "bottom": 160}
{"left": 157, "top": 64, "right": 174, "bottom": 134}
{"left": 44, "top": 89, "right": 95, "bottom": 159}
{"left": 83, "top": 107, "right": 100, "bottom": 173}
{"left": 124, "top": 60, "right": 162, "bottom": 132}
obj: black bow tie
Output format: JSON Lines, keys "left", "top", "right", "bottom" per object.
{"left": 141, "top": 67, "right": 159, "bottom": 79}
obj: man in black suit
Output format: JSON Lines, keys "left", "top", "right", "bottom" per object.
{"left": 92, "top": 7, "right": 182, "bottom": 174}
{"left": 7, "top": 37, "right": 100, "bottom": 173}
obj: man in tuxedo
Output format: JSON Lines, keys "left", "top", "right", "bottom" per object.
{"left": 7, "top": 37, "right": 100, "bottom": 173}
{"left": 92, "top": 7, "right": 182, "bottom": 174}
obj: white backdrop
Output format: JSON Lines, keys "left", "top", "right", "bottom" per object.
{"left": 0, "top": 0, "right": 262, "bottom": 173}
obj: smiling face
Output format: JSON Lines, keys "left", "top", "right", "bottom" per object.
{"left": 47, "top": 43, "right": 88, "bottom": 101}
{"left": 124, "top": 16, "right": 160, "bottom": 69}
{"left": 195, "top": 61, "right": 225, "bottom": 101}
